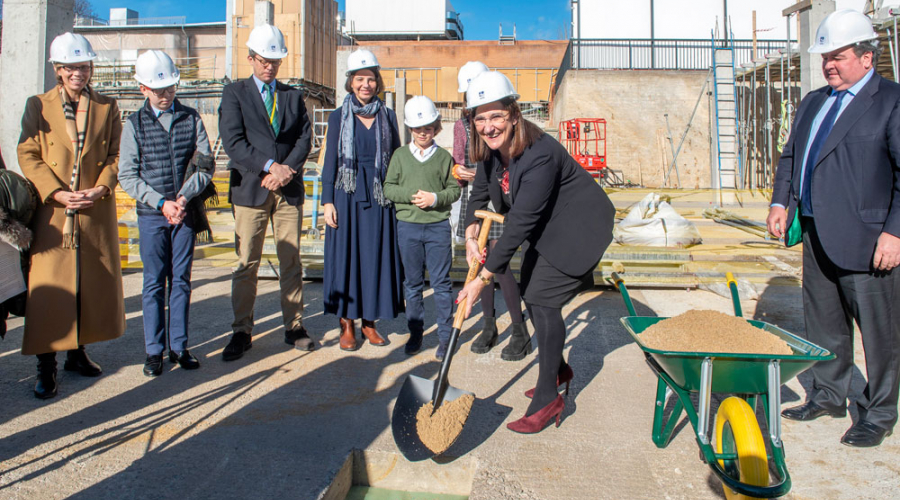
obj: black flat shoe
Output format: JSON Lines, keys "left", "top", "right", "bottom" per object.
{"left": 286, "top": 327, "right": 318, "bottom": 351}
{"left": 64, "top": 348, "right": 102, "bottom": 377}
{"left": 143, "top": 355, "right": 163, "bottom": 377}
{"left": 781, "top": 401, "right": 846, "bottom": 421}
{"left": 841, "top": 420, "right": 892, "bottom": 448}
{"left": 222, "top": 332, "right": 252, "bottom": 361}
{"left": 169, "top": 350, "right": 200, "bottom": 370}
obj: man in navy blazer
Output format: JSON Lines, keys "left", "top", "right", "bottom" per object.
{"left": 767, "top": 9, "right": 900, "bottom": 447}
{"left": 218, "top": 24, "right": 313, "bottom": 360}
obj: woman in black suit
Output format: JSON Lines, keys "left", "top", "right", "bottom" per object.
{"left": 456, "top": 72, "right": 615, "bottom": 433}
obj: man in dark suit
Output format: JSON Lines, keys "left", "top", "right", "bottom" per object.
{"left": 218, "top": 24, "right": 313, "bottom": 360}
{"left": 767, "top": 9, "right": 900, "bottom": 447}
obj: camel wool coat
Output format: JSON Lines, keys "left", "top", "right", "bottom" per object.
{"left": 17, "top": 87, "right": 125, "bottom": 355}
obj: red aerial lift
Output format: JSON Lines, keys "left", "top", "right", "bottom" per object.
{"left": 558, "top": 118, "right": 614, "bottom": 183}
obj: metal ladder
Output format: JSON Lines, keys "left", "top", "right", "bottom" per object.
{"left": 212, "top": 134, "right": 230, "bottom": 170}
{"left": 711, "top": 26, "right": 742, "bottom": 196}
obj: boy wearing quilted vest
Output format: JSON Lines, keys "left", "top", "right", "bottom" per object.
{"left": 118, "top": 51, "right": 212, "bottom": 377}
{"left": 384, "top": 96, "right": 461, "bottom": 359}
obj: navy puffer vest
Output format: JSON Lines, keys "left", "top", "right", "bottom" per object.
{"left": 128, "top": 99, "right": 198, "bottom": 215}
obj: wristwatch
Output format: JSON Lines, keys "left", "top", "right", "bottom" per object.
{"left": 478, "top": 273, "right": 491, "bottom": 285}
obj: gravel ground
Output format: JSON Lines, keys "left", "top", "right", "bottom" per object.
{"left": 0, "top": 267, "right": 897, "bottom": 499}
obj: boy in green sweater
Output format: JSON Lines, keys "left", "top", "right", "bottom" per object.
{"left": 384, "top": 96, "right": 461, "bottom": 358}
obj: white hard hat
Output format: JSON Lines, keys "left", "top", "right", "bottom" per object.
{"left": 49, "top": 32, "right": 97, "bottom": 64}
{"left": 246, "top": 24, "right": 288, "bottom": 59}
{"left": 457, "top": 61, "right": 489, "bottom": 93}
{"left": 808, "top": 9, "right": 877, "bottom": 54}
{"left": 404, "top": 96, "right": 441, "bottom": 128}
{"left": 346, "top": 49, "right": 380, "bottom": 76}
{"left": 134, "top": 50, "right": 180, "bottom": 89}
{"left": 466, "top": 71, "right": 519, "bottom": 109}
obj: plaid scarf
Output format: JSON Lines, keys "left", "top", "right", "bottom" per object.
{"left": 59, "top": 86, "right": 91, "bottom": 249}
{"left": 335, "top": 93, "right": 393, "bottom": 207}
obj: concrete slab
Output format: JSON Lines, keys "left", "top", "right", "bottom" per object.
{"left": 1, "top": 266, "right": 896, "bottom": 499}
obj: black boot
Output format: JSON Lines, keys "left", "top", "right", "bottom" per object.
{"left": 34, "top": 353, "right": 58, "bottom": 400}
{"left": 470, "top": 317, "right": 499, "bottom": 354}
{"left": 64, "top": 345, "right": 102, "bottom": 377}
{"left": 501, "top": 322, "right": 532, "bottom": 361}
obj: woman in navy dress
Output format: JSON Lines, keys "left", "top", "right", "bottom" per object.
{"left": 322, "top": 49, "right": 403, "bottom": 351}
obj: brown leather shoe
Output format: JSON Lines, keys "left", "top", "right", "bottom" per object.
{"left": 361, "top": 319, "right": 388, "bottom": 346}
{"left": 339, "top": 318, "right": 359, "bottom": 351}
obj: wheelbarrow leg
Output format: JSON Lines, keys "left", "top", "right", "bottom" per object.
{"left": 651, "top": 377, "right": 685, "bottom": 448}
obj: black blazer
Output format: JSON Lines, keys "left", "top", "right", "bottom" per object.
{"left": 772, "top": 74, "right": 900, "bottom": 271}
{"left": 465, "top": 133, "right": 615, "bottom": 277}
{"left": 219, "top": 78, "right": 312, "bottom": 207}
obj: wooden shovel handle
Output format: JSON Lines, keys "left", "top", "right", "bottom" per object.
{"left": 452, "top": 210, "right": 506, "bottom": 330}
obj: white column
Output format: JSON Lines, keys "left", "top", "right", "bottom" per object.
{"left": 225, "top": 0, "right": 234, "bottom": 79}
{"left": 0, "top": 0, "right": 75, "bottom": 173}
{"left": 799, "top": 0, "right": 835, "bottom": 97}
{"left": 255, "top": 0, "right": 274, "bottom": 27}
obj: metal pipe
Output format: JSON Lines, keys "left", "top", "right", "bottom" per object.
{"left": 890, "top": 28, "right": 899, "bottom": 83}
{"left": 785, "top": 15, "right": 793, "bottom": 132}
{"left": 650, "top": 0, "right": 656, "bottom": 68}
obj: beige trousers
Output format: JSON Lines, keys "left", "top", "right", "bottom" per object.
{"left": 231, "top": 191, "right": 304, "bottom": 333}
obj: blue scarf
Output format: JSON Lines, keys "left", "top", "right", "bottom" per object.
{"left": 336, "top": 93, "right": 392, "bottom": 207}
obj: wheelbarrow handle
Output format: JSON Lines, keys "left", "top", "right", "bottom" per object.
{"left": 610, "top": 272, "right": 638, "bottom": 317}
{"left": 725, "top": 272, "right": 743, "bottom": 317}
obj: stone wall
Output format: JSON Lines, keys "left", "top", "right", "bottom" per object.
{"left": 552, "top": 70, "right": 714, "bottom": 188}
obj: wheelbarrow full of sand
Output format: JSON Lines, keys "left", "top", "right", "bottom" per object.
{"left": 611, "top": 272, "right": 834, "bottom": 499}
{"left": 392, "top": 210, "right": 506, "bottom": 461}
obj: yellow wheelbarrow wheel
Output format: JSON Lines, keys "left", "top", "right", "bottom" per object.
{"left": 715, "top": 397, "right": 769, "bottom": 500}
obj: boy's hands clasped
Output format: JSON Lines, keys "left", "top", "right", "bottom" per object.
{"left": 411, "top": 190, "right": 436, "bottom": 209}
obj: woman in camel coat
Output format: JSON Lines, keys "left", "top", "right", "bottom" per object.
{"left": 17, "top": 33, "right": 125, "bottom": 399}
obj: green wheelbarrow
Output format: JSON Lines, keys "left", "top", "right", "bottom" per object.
{"left": 611, "top": 272, "right": 834, "bottom": 500}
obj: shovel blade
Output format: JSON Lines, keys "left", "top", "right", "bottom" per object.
{"left": 392, "top": 374, "right": 474, "bottom": 461}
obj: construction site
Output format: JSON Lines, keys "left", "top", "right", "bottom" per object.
{"left": 1, "top": 0, "right": 899, "bottom": 499}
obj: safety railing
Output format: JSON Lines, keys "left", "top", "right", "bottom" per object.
{"left": 565, "top": 38, "right": 791, "bottom": 71}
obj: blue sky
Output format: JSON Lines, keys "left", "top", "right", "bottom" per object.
{"left": 85, "top": 0, "right": 572, "bottom": 40}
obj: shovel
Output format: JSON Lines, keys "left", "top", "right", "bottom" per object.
{"left": 392, "top": 210, "right": 506, "bottom": 460}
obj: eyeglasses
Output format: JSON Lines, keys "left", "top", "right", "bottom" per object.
{"left": 473, "top": 112, "right": 510, "bottom": 129}
{"left": 253, "top": 56, "right": 282, "bottom": 68}
{"left": 61, "top": 65, "right": 92, "bottom": 73}
{"left": 148, "top": 85, "right": 177, "bottom": 97}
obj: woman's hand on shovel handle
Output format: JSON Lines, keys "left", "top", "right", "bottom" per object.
{"left": 456, "top": 278, "right": 486, "bottom": 319}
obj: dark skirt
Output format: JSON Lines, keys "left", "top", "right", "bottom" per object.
{"left": 519, "top": 248, "right": 595, "bottom": 308}
{"left": 323, "top": 163, "right": 404, "bottom": 320}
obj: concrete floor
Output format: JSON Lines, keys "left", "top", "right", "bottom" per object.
{"left": 1, "top": 264, "right": 897, "bottom": 499}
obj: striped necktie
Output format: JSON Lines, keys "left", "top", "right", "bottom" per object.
{"left": 263, "top": 84, "right": 279, "bottom": 137}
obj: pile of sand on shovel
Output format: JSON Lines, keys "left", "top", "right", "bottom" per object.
{"left": 415, "top": 394, "right": 475, "bottom": 455}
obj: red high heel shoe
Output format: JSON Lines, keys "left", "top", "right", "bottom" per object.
{"left": 507, "top": 395, "right": 565, "bottom": 434}
{"left": 524, "top": 364, "right": 574, "bottom": 399}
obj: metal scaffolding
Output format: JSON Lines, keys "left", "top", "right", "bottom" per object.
{"left": 734, "top": 10, "right": 900, "bottom": 193}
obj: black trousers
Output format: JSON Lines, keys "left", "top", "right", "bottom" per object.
{"left": 801, "top": 217, "right": 900, "bottom": 430}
